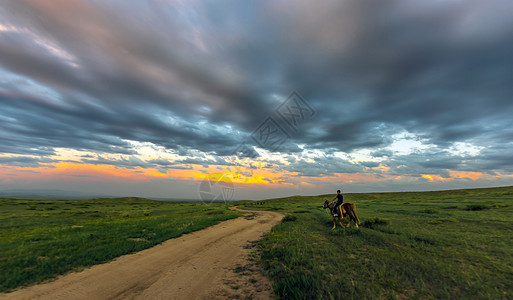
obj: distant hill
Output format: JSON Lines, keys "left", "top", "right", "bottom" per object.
{"left": 252, "top": 185, "right": 513, "bottom": 203}
{"left": 0, "top": 189, "right": 203, "bottom": 201}
{"left": 0, "top": 189, "right": 112, "bottom": 199}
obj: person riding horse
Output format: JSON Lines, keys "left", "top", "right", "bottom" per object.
{"left": 323, "top": 192, "right": 361, "bottom": 229}
{"left": 332, "top": 189, "right": 344, "bottom": 216}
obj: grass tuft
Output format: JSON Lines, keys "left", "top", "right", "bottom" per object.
{"left": 282, "top": 214, "right": 297, "bottom": 222}
{"left": 205, "top": 210, "right": 225, "bottom": 215}
{"left": 419, "top": 208, "right": 440, "bottom": 214}
{"left": 428, "top": 217, "right": 459, "bottom": 224}
{"left": 465, "top": 204, "right": 490, "bottom": 211}
{"left": 362, "top": 217, "right": 390, "bottom": 228}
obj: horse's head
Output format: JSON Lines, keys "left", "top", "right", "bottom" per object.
{"left": 323, "top": 198, "right": 330, "bottom": 209}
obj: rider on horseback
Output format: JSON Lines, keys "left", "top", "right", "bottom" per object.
{"left": 332, "top": 189, "right": 343, "bottom": 216}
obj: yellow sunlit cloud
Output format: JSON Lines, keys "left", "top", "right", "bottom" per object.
{"left": 422, "top": 174, "right": 434, "bottom": 181}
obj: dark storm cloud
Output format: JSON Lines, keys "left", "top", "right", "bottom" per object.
{"left": 79, "top": 155, "right": 231, "bottom": 172}
{"left": 360, "top": 161, "right": 380, "bottom": 168}
{"left": 0, "top": 87, "right": 242, "bottom": 156}
{"left": 176, "top": 156, "right": 232, "bottom": 167}
{"left": 279, "top": 156, "right": 364, "bottom": 177}
{"left": 466, "top": 144, "right": 513, "bottom": 174}
{"left": 266, "top": 0, "right": 513, "bottom": 152}
{"left": 371, "top": 149, "right": 394, "bottom": 158}
{"left": 0, "top": 0, "right": 512, "bottom": 177}
{"left": 385, "top": 152, "right": 457, "bottom": 178}
{"left": 0, "top": 156, "right": 56, "bottom": 167}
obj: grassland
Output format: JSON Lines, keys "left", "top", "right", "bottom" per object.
{"left": 237, "top": 186, "right": 513, "bottom": 299}
{"left": 2, "top": 186, "right": 512, "bottom": 299}
{"left": 0, "top": 197, "right": 241, "bottom": 292}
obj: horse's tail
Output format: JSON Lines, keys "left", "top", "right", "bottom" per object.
{"left": 352, "top": 204, "right": 361, "bottom": 224}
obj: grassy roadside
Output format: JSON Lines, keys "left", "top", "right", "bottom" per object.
{"left": 0, "top": 197, "right": 241, "bottom": 292}
{"left": 236, "top": 186, "right": 513, "bottom": 299}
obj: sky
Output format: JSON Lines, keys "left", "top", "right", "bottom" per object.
{"left": 0, "top": 0, "right": 512, "bottom": 200}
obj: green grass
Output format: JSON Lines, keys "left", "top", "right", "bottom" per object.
{"left": 236, "top": 186, "right": 513, "bottom": 299}
{"left": 0, "top": 197, "right": 241, "bottom": 292}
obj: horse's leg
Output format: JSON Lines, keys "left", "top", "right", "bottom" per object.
{"left": 331, "top": 206, "right": 338, "bottom": 229}
{"left": 340, "top": 215, "right": 351, "bottom": 227}
{"left": 350, "top": 210, "right": 359, "bottom": 228}
{"left": 353, "top": 209, "right": 361, "bottom": 226}
{"left": 345, "top": 212, "right": 351, "bottom": 226}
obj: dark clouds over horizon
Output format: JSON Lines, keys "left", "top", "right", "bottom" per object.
{"left": 1, "top": 0, "right": 513, "bottom": 186}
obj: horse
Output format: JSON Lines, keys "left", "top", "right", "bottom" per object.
{"left": 323, "top": 198, "right": 361, "bottom": 229}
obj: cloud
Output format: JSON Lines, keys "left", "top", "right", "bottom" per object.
{"left": 0, "top": 0, "right": 512, "bottom": 194}
{"left": 279, "top": 156, "right": 364, "bottom": 177}
{"left": 0, "top": 156, "right": 56, "bottom": 167}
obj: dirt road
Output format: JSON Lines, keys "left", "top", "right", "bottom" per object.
{"left": 1, "top": 208, "right": 282, "bottom": 300}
